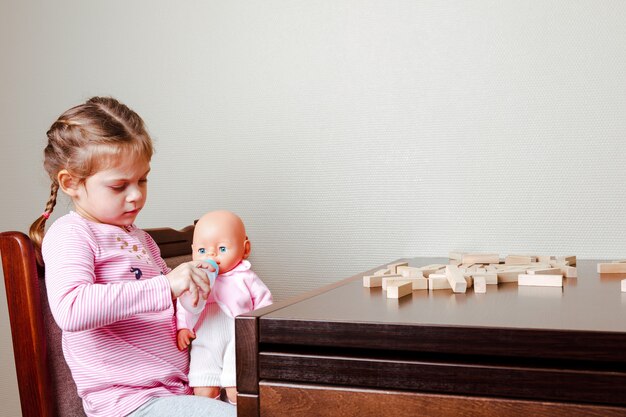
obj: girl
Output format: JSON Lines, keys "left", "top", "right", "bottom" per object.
{"left": 29, "top": 97, "right": 235, "bottom": 417}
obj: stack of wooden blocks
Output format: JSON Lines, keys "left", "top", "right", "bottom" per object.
{"left": 363, "top": 253, "right": 579, "bottom": 299}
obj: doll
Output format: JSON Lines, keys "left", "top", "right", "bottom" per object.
{"left": 176, "top": 210, "right": 273, "bottom": 404}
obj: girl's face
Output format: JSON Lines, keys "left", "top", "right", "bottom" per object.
{"left": 69, "top": 156, "right": 150, "bottom": 228}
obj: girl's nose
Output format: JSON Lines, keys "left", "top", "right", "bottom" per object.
{"left": 126, "top": 187, "right": 143, "bottom": 202}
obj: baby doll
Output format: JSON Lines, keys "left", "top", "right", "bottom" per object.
{"left": 176, "top": 210, "right": 273, "bottom": 404}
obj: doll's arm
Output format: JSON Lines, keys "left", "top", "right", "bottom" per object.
{"left": 175, "top": 299, "right": 200, "bottom": 350}
{"left": 176, "top": 328, "right": 196, "bottom": 351}
{"left": 175, "top": 298, "right": 201, "bottom": 330}
{"left": 248, "top": 272, "right": 273, "bottom": 310}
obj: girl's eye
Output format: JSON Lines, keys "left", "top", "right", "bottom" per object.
{"left": 109, "top": 185, "right": 125, "bottom": 191}
{"left": 219, "top": 246, "right": 227, "bottom": 253}
{"left": 198, "top": 248, "right": 206, "bottom": 254}
{"left": 139, "top": 179, "right": 148, "bottom": 184}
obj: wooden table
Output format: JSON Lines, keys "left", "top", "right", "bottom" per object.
{"left": 235, "top": 258, "right": 626, "bottom": 417}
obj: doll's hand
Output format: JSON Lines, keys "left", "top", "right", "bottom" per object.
{"left": 177, "top": 328, "right": 196, "bottom": 351}
{"left": 166, "top": 261, "right": 215, "bottom": 303}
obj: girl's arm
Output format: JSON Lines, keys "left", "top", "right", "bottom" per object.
{"left": 43, "top": 223, "right": 172, "bottom": 332}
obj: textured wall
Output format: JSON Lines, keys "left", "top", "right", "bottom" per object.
{"left": 2, "top": 1, "right": 626, "bottom": 415}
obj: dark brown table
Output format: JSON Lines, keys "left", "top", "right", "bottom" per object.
{"left": 235, "top": 258, "right": 626, "bottom": 417}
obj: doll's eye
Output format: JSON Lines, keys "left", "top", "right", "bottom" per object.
{"left": 219, "top": 246, "right": 227, "bottom": 253}
{"left": 198, "top": 248, "right": 206, "bottom": 254}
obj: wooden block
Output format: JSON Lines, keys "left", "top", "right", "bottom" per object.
{"left": 374, "top": 268, "right": 391, "bottom": 276}
{"left": 523, "top": 265, "right": 546, "bottom": 272}
{"left": 363, "top": 275, "right": 384, "bottom": 288}
{"left": 537, "top": 255, "right": 551, "bottom": 264}
{"left": 474, "top": 267, "right": 486, "bottom": 275}
{"left": 474, "top": 276, "right": 486, "bottom": 293}
{"left": 549, "top": 259, "right": 570, "bottom": 267}
{"left": 396, "top": 266, "right": 424, "bottom": 278}
{"left": 459, "top": 264, "right": 477, "bottom": 273}
{"left": 497, "top": 268, "right": 524, "bottom": 283}
{"left": 445, "top": 265, "right": 467, "bottom": 293}
{"left": 526, "top": 267, "right": 563, "bottom": 276}
{"left": 597, "top": 263, "right": 626, "bottom": 273}
{"left": 419, "top": 264, "right": 447, "bottom": 277}
{"left": 622, "top": 279, "right": 626, "bottom": 293}
{"left": 461, "top": 253, "right": 500, "bottom": 264}
{"left": 556, "top": 256, "right": 576, "bottom": 266}
{"left": 448, "top": 251, "right": 465, "bottom": 261}
{"left": 428, "top": 276, "right": 451, "bottom": 290}
{"left": 473, "top": 273, "right": 498, "bottom": 285}
{"left": 526, "top": 262, "right": 551, "bottom": 269}
{"left": 381, "top": 275, "right": 412, "bottom": 290}
{"left": 518, "top": 274, "right": 563, "bottom": 287}
{"left": 419, "top": 264, "right": 447, "bottom": 270}
{"left": 387, "top": 262, "right": 409, "bottom": 274}
{"left": 560, "top": 266, "right": 577, "bottom": 278}
{"left": 386, "top": 281, "right": 413, "bottom": 299}
{"left": 464, "top": 275, "right": 473, "bottom": 288}
{"left": 380, "top": 275, "right": 404, "bottom": 290}
{"left": 410, "top": 278, "right": 429, "bottom": 290}
{"left": 505, "top": 255, "right": 532, "bottom": 265}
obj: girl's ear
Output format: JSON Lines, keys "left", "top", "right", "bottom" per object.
{"left": 242, "top": 237, "right": 251, "bottom": 259}
{"left": 57, "top": 169, "right": 79, "bottom": 197}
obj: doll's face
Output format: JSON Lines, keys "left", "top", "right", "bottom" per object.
{"left": 192, "top": 211, "right": 250, "bottom": 274}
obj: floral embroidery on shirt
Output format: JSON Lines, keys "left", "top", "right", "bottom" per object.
{"left": 116, "top": 236, "right": 150, "bottom": 265}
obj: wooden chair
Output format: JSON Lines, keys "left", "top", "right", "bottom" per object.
{"left": 1, "top": 225, "right": 194, "bottom": 417}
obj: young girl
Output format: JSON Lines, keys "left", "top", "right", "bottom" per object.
{"left": 29, "top": 97, "right": 236, "bottom": 417}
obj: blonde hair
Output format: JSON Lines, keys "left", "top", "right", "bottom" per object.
{"left": 29, "top": 96, "right": 154, "bottom": 264}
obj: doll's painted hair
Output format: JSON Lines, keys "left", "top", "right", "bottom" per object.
{"left": 29, "top": 96, "right": 154, "bottom": 264}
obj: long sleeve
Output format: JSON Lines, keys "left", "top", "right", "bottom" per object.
{"left": 175, "top": 298, "right": 202, "bottom": 330}
{"left": 247, "top": 271, "right": 273, "bottom": 310}
{"left": 43, "top": 217, "right": 172, "bottom": 332}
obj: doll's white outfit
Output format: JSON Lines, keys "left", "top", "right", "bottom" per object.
{"left": 176, "top": 260, "right": 272, "bottom": 387}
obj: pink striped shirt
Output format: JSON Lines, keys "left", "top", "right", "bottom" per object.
{"left": 42, "top": 212, "right": 191, "bottom": 417}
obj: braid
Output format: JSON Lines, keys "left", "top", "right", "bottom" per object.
{"left": 29, "top": 182, "right": 60, "bottom": 266}
{"left": 44, "top": 182, "right": 60, "bottom": 216}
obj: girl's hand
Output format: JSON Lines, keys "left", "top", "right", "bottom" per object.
{"left": 165, "top": 261, "right": 215, "bottom": 303}
{"left": 177, "top": 328, "right": 196, "bottom": 351}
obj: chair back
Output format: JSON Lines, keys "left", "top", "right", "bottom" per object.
{"left": 1, "top": 225, "right": 194, "bottom": 417}
{"left": 1, "top": 231, "right": 58, "bottom": 416}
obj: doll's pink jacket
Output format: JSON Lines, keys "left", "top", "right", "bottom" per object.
{"left": 177, "top": 260, "right": 272, "bottom": 330}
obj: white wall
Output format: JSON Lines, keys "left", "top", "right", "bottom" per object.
{"left": 1, "top": 1, "right": 625, "bottom": 415}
